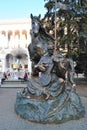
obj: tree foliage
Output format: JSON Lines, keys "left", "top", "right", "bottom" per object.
{"left": 42, "top": 0, "right": 87, "bottom": 77}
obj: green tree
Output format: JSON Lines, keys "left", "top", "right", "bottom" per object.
{"left": 43, "top": 0, "right": 87, "bottom": 78}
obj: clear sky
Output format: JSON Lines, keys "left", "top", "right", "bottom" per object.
{"left": 0, "top": 0, "right": 47, "bottom": 19}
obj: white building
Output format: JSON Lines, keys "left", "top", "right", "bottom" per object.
{"left": 0, "top": 18, "right": 31, "bottom": 73}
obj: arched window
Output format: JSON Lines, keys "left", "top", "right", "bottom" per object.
{"left": 15, "top": 30, "right": 20, "bottom": 39}
{"left": 22, "top": 30, "right": 27, "bottom": 39}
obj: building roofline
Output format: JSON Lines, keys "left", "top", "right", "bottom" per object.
{"left": 0, "top": 18, "right": 31, "bottom": 25}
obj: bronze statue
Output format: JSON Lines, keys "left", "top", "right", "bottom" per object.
{"left": 15, "top": 14, "right": 85, "bottom": 124}
{"left": 28, "top": 14, "right": 54, "bottom": 75}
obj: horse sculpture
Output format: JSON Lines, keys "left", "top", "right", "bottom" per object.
{"left": 28, "top": 14, "right": 76, "bottom": 88}
{"left": 28, "top": 14, "right": 54, "bottom": 75}
{"left": 15, "top": 14, "right": 85, "bottom": 124}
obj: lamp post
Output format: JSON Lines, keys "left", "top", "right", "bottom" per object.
{"left": 54, "top": 0, "right": 57, "bottom": 55}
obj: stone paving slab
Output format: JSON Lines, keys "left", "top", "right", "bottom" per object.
{"left": 76, "top": 84, "right": 87, "bottom": 97}
{"left": 0, "top": 88, "right": 87, "bottom": 130}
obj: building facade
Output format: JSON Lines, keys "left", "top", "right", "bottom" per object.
{"left": 0, "top": 18, "right": 31, "bottom": 73}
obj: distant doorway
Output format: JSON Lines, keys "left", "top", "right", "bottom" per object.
{"left": 6, "top": 48, "right": 28, "bottom": 71}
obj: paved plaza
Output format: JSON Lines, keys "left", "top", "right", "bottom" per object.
{"left": 0, "top": 84, "right": 87, "bottom": 130}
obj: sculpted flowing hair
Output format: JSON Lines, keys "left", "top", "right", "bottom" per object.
{"left": 31, "top": 14, "right": 54, "bottom": 43}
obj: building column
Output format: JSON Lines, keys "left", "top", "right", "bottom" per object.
{"left": 27, "top": 30, "right": 31, "bottom": 47}
{"left": 5, "top": 31, "right": 9, "bottom": 48}
{"left": 1, "top": 55, "right": 6, "bottom": 72}
{"left": 20, "top": 30, "right": 22, "bottom": 48}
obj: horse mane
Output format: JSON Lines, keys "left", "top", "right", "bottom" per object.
{"left": 39, "top": 24, "right": 54, "bottom": 42}
{"left": 31, "top": 14, "right": 54, "bottom": 43}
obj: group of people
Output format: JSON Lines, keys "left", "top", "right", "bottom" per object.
{"left": 0, "top": 71, "right": 29, "bottom": 87}
{"left": 18, "top": 71, "right": 29, "bottom": 81}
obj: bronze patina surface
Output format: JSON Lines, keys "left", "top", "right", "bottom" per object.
{"left": 15, "top": 14, "right": 85, "bottom": 124}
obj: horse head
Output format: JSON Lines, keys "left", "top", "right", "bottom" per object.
{"left": 30, "top": 14, "right": 41, "bottom": 36}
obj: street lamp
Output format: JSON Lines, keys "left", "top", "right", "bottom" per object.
{"left": 54, "top": 0, "right": 57, "bottom": 55}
